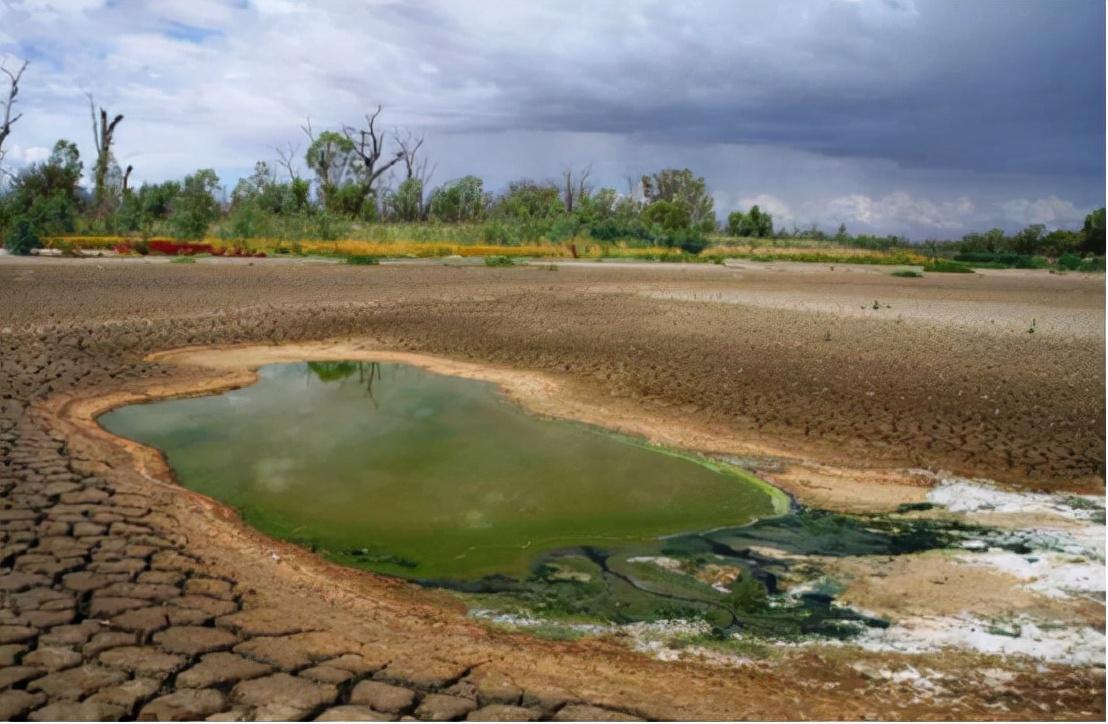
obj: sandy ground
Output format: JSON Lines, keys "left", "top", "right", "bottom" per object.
{"left": 0, "top": 256, "right": 1104, "bottom": 720}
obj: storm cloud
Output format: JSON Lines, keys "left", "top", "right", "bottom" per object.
{"left": 0, "top": 0, "right": 1103, "bottom": 238}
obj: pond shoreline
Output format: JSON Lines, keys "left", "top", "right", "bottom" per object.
{"left": 46, "top": 341, "right": 1104, "bottom": 665}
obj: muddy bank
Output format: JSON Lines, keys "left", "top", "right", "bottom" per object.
{"left": 1, "top": 257, "right": 1104, "bottom": 720}
{"left": 1, "top": 259, "right": 1104, "bottom": 490}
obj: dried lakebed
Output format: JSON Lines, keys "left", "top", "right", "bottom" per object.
{"left": 98, "top": 360, "right": 1106, "bottom": 658}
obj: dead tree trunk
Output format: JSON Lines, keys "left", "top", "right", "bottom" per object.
{"left": 88, "top": 94, "right": 124, "bottom": 209}
{"left": 343, "top": 105, "right": 404, "bottom": 201}
{"left": 0, "top": 59, "right": 28, "bottom": 180}
{"left": 562, "top": 165, "right": 591, "bottom": 213}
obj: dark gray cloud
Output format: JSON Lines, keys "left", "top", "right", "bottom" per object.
{"left": 0, "top": 0, "right": 1102, "bottom": 238}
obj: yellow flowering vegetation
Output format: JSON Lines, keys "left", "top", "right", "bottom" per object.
{"left": 42, "top": 234, "right": 927, "bottom": 266}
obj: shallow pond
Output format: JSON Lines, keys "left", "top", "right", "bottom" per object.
{"left": 99, "top": 361, "right": 785, "bottom": 580}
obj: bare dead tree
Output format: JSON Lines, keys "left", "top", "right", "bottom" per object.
{"left": 274, "top": 141, "right": 302, "bottom": 181}
{"left": 122, "top": 164, "right": 133, "bottom": 193}
{"left": 395, "top": 128, "right": 436, "bottom": 191}
{"left": 0, "top": 58, "right": 28, "bottom": 180}
{"left": 88, "top": 94, "right": 124, "bottom": 208}
{"left": 395, "top": 129, "right": 424, "bottom": 180}
{"left": 561, "top": 164, "right": 592, "bottom": 213}
{"left": 342, "top": 106, "right": 404, "bottom": 197}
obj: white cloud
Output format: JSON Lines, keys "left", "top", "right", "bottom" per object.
{"left": 810, "top": 192, "right": 975, "bottom": 230}
{"left": 0, "top": 0, "right": 1099, "bottom": 238}
{"left": 3, "top": 144, "right": 50, "bottom": 165}
{"left": 734, "top": 194, "right": 794, "bottom": 225}
{"left": 999, "top": 196, "right": 1082, "bottom": 226}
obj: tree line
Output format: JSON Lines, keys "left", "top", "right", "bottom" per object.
{"left": 0, "top": 60, "right": 1103, "bottom": 261}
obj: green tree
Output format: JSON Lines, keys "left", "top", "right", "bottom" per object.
{"left": 1082, "top": 207, "right": 1105, "bottom": 255}
{"left": 727, "top": 205, "right": 773, "bottom": 237}
{"left": 168, "top": 169, "right": 220, "bottom": 239}
{"left": 1, "top": 139, "right": 84, "bottom": 253}
{"left": 305, "top": 130, "right": 356, "bottom": 209}
{"left": 1009, "top": 224, "right": 1045, "bottom": 255}
{"left": 642, "top": 200, "right": 691, "bottom": 231}
{"left": 428, "top": 176, "right": 486, "bottom": 222}
{"left": 117, "top": 180, "right": 180, "bottom": 236}
{"left": 385, "top": 177, "right": 424, "bottom": 222}
{"left": 641, "top": 168, "right": 716, "bottom": 231}
{"left": 492, "top": 179, "right": 561, "bottom": 220}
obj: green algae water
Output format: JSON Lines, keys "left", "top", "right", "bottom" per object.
{"left": 99, "top": 361, "right": 783, "bottom": 581}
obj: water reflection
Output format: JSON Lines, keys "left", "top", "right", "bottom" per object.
{"left": 306, "top": 361, "right": 382, "bottom": 402}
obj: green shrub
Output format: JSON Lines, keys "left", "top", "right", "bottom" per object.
{"left": 345, "top": 255, "right": 380, "bottom": 265}
{"left": 485, "top": 255, "right": 514, "bottom": 267}
{"left": 170, "top": 255, "right": 196, "bottom": 264}
{"left": 891, "top": 269, "right": 922, "bottom": 278}
{"left": 922, "top": 259, "right": 974, "bottom": 273}
{"left": 3, "top": 217, "right": 42, "bottom": 255}
{"left": 1057, "top": 253, "right": 1082, "bottom": 271}
{"left": 954, "top": 251, "right": 1041, "bottom": 268}
{"left": 1077, "top": 256, "right": 1105, "bottom": 272}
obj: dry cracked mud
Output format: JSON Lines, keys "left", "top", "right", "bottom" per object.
{"left": 0, "top": 256, "right": 1103, "bottom": 720}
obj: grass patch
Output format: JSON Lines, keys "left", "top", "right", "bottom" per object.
{"left": 344, "top": 255, "right": 380, "bottom": 265}
{"left": 891, "top": 269, "right": 922, "bottom": 278}
{"left": 922, "top": 259, "right": 974, "bottom": 273}
{"left": 484, "top": 255, "right": 515, "bottom": 267}
{"left": 169, "top": 255, "right": 196, "bottom": 264}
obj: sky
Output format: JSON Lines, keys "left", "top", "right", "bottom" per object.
{"left": 0, "top": 0, "right": 1104, "bottom": 239}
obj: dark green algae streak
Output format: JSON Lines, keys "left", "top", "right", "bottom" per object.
{"left": 98, "top": 360, "right": 1022, "bottom": 642}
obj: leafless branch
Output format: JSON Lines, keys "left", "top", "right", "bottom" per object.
{"left": 342, "top": 105, "right": 404, "bottom": 194}
{"left": 562, "top": 164, "right": 592, "bottom": 213}
{"left": 394, "top": 129, "right": 425, "bottom": 180}
{"left": 87, "top": 93, "right": 124, "bottom": 207}
{"left": 275, "top": 141, "right": 302, "bottom": 181}
{"left": 0, "top": 59, "right": 28, "bottom": 176}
